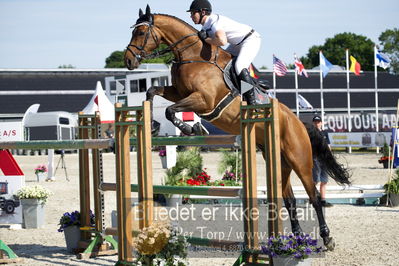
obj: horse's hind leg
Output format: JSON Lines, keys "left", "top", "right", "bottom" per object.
{"left": 292, "top": 160, "right": 335, "bottom": 250}
{"left": 281, "top": 161, "right": 303, "bottom": 236}
{"left": 165, "top": 92, "right": 209, "bottom": 136}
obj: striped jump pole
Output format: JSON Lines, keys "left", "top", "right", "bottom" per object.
{"left": 0, "top": 139, "right": 112, "bottom": 150}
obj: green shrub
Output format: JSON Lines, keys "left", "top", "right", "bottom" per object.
{"left": 163, "top": 147, "right": 203, "bottom": 186}
{"left": 217, "top": 150, "right": 241, "bottom": 178}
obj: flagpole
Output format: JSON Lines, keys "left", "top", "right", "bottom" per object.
{"left": 345, "top": 49, "right": 352, "bottom": 153}
{"left": 294, "top": 55, "right": 299, "bottom": 117}
{"left": 273, "top": 70, "right": 276, "bottom": 97}
{"left": 319, "top": 51, "right": 325, "bottom": 129}
{"left": 374, "top": 45, "right": 380, "bottom": 153}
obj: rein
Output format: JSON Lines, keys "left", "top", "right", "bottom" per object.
{"left": 127, "top": 21, "right": 224, "bottom": 72}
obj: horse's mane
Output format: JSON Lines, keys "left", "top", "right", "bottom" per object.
{"left": 154, "top": 13, "right": 197, "bottom": 33}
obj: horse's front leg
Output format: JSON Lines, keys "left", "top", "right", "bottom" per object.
{"left": 165, "top": 92, "right": 209, "bottom": 136}
{"left": 146, "top": 85, "right": 183, "bottom": 135}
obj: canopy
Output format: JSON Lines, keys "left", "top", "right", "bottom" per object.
{"left": 82, "top": 81, "right": 114, "bottom": 123}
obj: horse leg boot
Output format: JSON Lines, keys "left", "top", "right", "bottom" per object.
{"left": 283, "top": 197, "right": 303, "bottom": 236}
{"left": 165, "top": 106, "right": 193, "bottom": 135}
{"left": 312, "top": 192, "right": 335, "bottom": 251}
{"left": 238, "top": 69, "right": 258, "bottom": 106}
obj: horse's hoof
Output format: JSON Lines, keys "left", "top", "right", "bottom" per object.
{"left": 192, "top": 122, "right": 208, "bottom": 136}
{"left": 324, "top": 236, "right": 335, "bottom": 251}
{"left": 151, "top": 120, "right": 161, "bottom": 136}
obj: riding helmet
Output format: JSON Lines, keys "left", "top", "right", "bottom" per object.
{"left": 187, "top": 0, "right": 212, "bottom": 12}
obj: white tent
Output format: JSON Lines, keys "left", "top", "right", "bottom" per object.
{"left": 82, "top": 81, "right": 114, "bottom": 123}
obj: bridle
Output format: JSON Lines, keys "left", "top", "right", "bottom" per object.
{"left": 126, "top": 21, "right": 199, "bottom": 63}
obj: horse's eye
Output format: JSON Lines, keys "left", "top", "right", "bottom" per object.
{"left": 136, "top": 31, "right": 145, "bottom": 36}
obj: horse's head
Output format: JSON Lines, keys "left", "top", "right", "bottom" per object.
{"left": 125, "top": 5, "right": 161, "bottom": 70}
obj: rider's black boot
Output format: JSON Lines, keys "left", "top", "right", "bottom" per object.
{"left": 238, "top": 68, "right": 258, "bottom": 106}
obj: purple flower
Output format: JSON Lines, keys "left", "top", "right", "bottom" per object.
{"left": 294, "top": 251, "right": 303, "bottom": 259}
{"left": 304, "top": 247, "right": 313, "bottom": 255}
{"left": 159, "top": 149, "right": 166, "bottom": 157}
{"left": 261, "top": 233, "right": 322, "bottom": 260}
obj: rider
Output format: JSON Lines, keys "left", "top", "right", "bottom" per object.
{"left": 187, "top": 0, "right": 262, "bottom": 105}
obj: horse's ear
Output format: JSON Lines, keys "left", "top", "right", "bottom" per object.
{"left": 139, "top": 8, "right": 143, "bottom": 17}
{"left": 145, "top": 4, "right": 151, "bottom": 15}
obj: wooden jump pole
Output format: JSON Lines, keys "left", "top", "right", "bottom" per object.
{"left": 78, "top": 113, "right": 91, "bottom": 241}
{"left": 136, "top": 101, "right": 154, "bottom": 229}
{"left": 76, "top": 113, "right": 117, "bottom": 259}
{"left": 266, "top": 98, "right": 283, "bottom": 236}
{"left": 240, "top": 102, "right": 259, "bottom": 263}
{"left": 115, "top": 103, "right": 134, "bottom": 263}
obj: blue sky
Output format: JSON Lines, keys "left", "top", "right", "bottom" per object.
{"left": 0, "top": 0, "right": 397, "bottom": 69}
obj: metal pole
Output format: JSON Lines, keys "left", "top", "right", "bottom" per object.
{"left": 374, "top": 46, "right": 380, "bottom": 153}
{"left": 346, "top": 49, "right": 352, "bottom": 153}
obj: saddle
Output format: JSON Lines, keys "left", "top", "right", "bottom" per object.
{"left": 223, "top": 59, "right": 271, "bottom": 93}
{"left": 199, "top": 60, "right": 271, "bottom": 122}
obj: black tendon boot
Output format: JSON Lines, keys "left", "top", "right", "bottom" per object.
{"left": 238, "top": 68, "right": 258, "bottom": 106}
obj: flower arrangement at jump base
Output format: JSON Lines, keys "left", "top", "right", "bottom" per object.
{"left": 132, "top": 221, "right": 189, "bottom": 265}
{"left": 182, "top": 170, "right": 241, "bottom": 187}
{"left": 261, "top": 234, "right": 322, "bottom": 263}
{"left": 57, "top": 210, "right": 95, "bottom": 232}
{"left": 15, "top": 185, "right": 53, "bottom": 204}
{"left": 34, "top": 164, "right": 48, "bottom": 174}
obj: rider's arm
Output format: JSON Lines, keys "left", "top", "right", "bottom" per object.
{"left": 205, "top": 29, "right": 227, "bottom": 46}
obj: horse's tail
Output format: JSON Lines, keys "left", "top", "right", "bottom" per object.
{"left": 308, "top": 126, "right": 351, "bottom": 185}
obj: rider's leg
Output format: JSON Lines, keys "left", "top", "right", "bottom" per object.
{"left": 231, "top": 35, "right": 261, "bottom": 105}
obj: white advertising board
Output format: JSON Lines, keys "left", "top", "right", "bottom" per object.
{"left": 0, "top": 122, "right": 23, "bottom": 141}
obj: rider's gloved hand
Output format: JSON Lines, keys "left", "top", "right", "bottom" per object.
{"left": 198, "top": 30, "right": 208, "bottom": 41}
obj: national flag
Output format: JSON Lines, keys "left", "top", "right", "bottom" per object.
{"left": 294, "top": 55, "right": 308, "bottom": 77}
{"left": 273, "top": 55, "right": 288, "bottom": 76}
{"left": 349, "top": 55, "right": 361, "bottom": 76}
{"left": 249, "top": 64, "right": 259, "bottom": 79}
{"left": 297, "top": 94, "right": 313, "bottom": 110}
{"left": 376, "top": 50, "right": 391, "bottom": 69}
{"left": 319, "top": 51, "right": 333, "bottom": 78}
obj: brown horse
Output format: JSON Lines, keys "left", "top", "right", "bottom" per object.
{"left": 124, "top": 5, "right": 350, "bottom": 250}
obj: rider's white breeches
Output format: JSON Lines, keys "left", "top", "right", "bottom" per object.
{"left": 225, "top": 32, "right": 261, "bottom": 75}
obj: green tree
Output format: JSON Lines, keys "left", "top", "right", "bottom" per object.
{"left": 300, "top": 32, "right": 375, "bottom": 71}
{"left": 378, "top": 28, "right": 399, "bottom": 74}
{"left": 105, "top": 51, "right": 125, "bottom": 68}
{"left": 104, "top": 44, "right": 174, "bottom": 68}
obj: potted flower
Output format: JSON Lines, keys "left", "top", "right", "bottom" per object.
{"left": 15, "top": 185, "right": 53, "bottom": 228}
{"left": 58, "top": 210, "right": 95, "bottom": 253}
{"left": 158, "top": 147, "right": 167, "bottom": 169}
{"left": 383, "top": 169, "right": 399, "bottom": 207}
{"left": 132, "top": 221, "right": 189, "bottom": 265}
{"left": 34, "top": 164, "right": 48, "bottom": 182}
{"left": 261, "top": 234, "right": 322, "bottom": 266}
{"left": 162, "top": 148, "right": 203, "bottom": 205}
{"left": 378, "top": 143, "right": 393, "bottom": 169}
